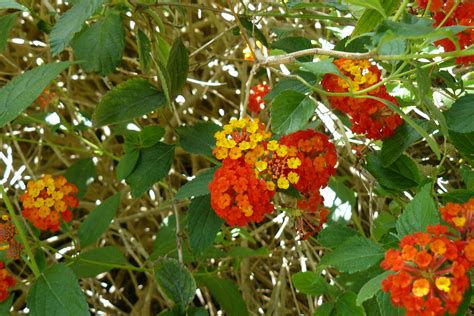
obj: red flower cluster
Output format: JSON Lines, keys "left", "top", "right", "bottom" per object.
{"left": 0, "top": 215, "right": 23, "bottom": 260}
{"left": 439, "top": 198, "right": 473, "bottom": 236}
{"left": 33, "top": 89, "right": 56, "bottom": 109}
{"left": 20, "top": 175, "right": 79, "bottom": 232}
{"left": 381, "top": 225, "right": 471, "bottom": 315}
{"left": 209, "top": 158, "right": 274, "bottom": 226}
{"left": 0, "top": 262, "right": 15, "bottom": 302}
{"left": 210, "top": 118, "right": 337, "bottom": 237}
{"left": 321, "top": 59, "right": 403, "bottom": 140}
{"left": 417, "top": 0, "right": 474, "bottom": 65}
{"left": 248, "top": 83, "right": 270, "bottom": 114}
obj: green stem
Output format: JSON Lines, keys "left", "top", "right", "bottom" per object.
{"left": 0, "top": 185, "right": 40, "bottom": 278}
{"left": 392, "top": 0, "right": 410, "bottom": 21}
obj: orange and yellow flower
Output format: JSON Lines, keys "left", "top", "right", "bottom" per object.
{"left": 439, "top": 198, "right": 473, "bottom": 236}
{"left": 248, "top": 83, "right": 271, "bottom": 114}
{"left": 20, "top": 175, "right": 79, "bottom": 232}
{"left": 0, "top": 261, "right": 15, "bottom": 303}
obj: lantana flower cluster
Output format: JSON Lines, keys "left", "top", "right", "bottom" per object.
{"left": 417, "top": 0, "right": 474, "bottom": 65}
{"left": 248, "top": 83, "right": 271, "bottom": 114}
{"left": 321, "top": 59, "right": 403, "bottom": 140}
{"left": 0, "top": 262, "right": 15, "bottom": 303}
{"left": 0, "top": 215, "right": 23, "bottom": 260}
{"left": 20, "top": 175, "right": 79, "bottom": 232}
{"left": 209, "top": 118, "right": 337, "bottom": 237}
{"left": 381, "top": 198, "right": 474, "bottom": 315}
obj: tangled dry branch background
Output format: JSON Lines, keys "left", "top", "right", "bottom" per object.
{"left": 0, "top": 0, "right": 472, "bottom": 315}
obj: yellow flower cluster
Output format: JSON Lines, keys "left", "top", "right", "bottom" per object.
{"left": 336, "top": 59, "right": 379, "bottom": 91}
{"left": 213, "top": 117, "right": 271, "bottom": 162}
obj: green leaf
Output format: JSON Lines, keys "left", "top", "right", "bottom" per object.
{"left": 299, "top": 60, "right": 342, "bottom": 77}
{"left": 139, "top": 126, "right": 165, "bottom": 147}
{"left": 226, "top": 246, "right": 270, "bottom": 258}
{"left": 356, "top": 271, "right": 391, "bottom": 306}
{"left": 271, "top": 91, "right": 316, "bottom": 135}
{"left": 175, "top": 167, "right": 218, "bottom": 200}
{"left": 318, "top": 223, "right": 358, "bottom": 249}
{"left": 0, "top": 61, "right": 72, "bottom": 128}
{"left": 365, "top": 152, "right": 423, "bottom": 191}
{"left": 0, "top": 293, "right": 13, "bottom": 315}
{"left": 263, "top": 71, "right": 317, "bottom": 102}
{"left": 64, "top": 157, "right": 96, "bottom": 199}
{"left": 351, "top": 0, "right": 399, "bottom": 37}
{"left": 0, "top": 0, "right": 27, "bottom": 11}
{"left": 176, "top": 122, "right": 221, "bottom": 156}
{"left": 445, "top": 94, "right": 474, "bottom": 133}
{"left": 396, "top": 183, "right": 440, "bottom": 237}
{"left": 0, "top": 13, "right": 17, "bottom": 53}
{"left": 154, "top": 258, "right": 196, "bottom": 308}
{"left": 344, "top": 0, "right": 386, "bottom": 17}
{"left": 137, "top": 29, "right": 152, "bottom": 72}
{"left": 49, "top": 0, "right": 104, "bottom": 56}
{"left": 380, "top": 122, "right": 424, "bottom": 167}
{"left": 238, "top": 17, "right": 268, "bottom": 47}
{"left": 320, "top": 236, "right": 385, "bottom": 273}
{"left": 335, "top": 292, "right": 365, "bottom": 316}
{"left": 449, "top": 130, "right": 474, "bottom": 161}
{"left": 70, "top": 246, "right": 127, "bottom": 278}
{"left": 372, "top": 212, "right": 396, "bottom": 241}
{"left": 328, "top": 177, "right": 356, "bottom": 208}
{"left": 441, "top": 189, "right": 474, "bottom": 204}
{"left": 26, "top": 264, "right": 89, "bottom": 316}
{"left": 187, "top": 195, "right": 223, "bottom": 254}
{"left": 292, "top": 272, "right": 328, "bottom": 296}
{"left": 94, "top": 78, "right": 166, "bottom": 126}
{"left": 167, "top": 38, "right": 189, "bottom": 96}
{"left": 126, "top": 142, "right": 175, "bottom": 197}
{"left": 195, "top": 274, "right": 249, "bottom": 316}
{"left": 78, "top": 193, "right": 121, "bottom": 247}
{"left": 72, "top": 11, "right": 124, "bottom": 76}
{"left": 460, "top": 165, "right": 474, "bottom": 191}
{"left": 271, "top": 36, "right": 312, "bottom": 62}
{"left": 150, "top": 215, "right": 177, "bottom": 260}
{"left": 116, "top": 149, "right": 140, "bottom": 180}
{"left": 376, "top": 292, "right": 405, "bottom": 316}
{"left": 313, "top": 303, "right": 334, "bottom": 316}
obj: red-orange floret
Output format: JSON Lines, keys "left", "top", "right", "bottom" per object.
{"left": 0, "top": 262, "right": 15, "bottom": 303}
{"left": 0, "top": 216, "right": 23, "bottom": 260}
{"left": 20, "top": 175, "right": 79, "bottom": 232}
{"left": 280, "top": 129, "right": 337, "bottom": 195}
{"left": 321, "top": 59, "right": 403, "bottom": 140}
{"left": 381, "top": 225, "right": 471, "bottom": 315}
{"left": 248, "top": 83, "right": 270, "bottom": 114}
{"left": 439, "top": 198, "right": 473, "bottom": 236}
{"left": 209, "top": 158, "right": 274, "bottom": 226}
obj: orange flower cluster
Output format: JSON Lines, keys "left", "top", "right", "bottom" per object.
{"left": 20, "top": 175, "right": 79, "bottom": 232}
{"left": 209, "top": 158, "right": 275, "bottom": 226}
{"left": 439, "top": 198, "right": 473, "bottom": 236}
{"left": 417, "top": 0, "right": 474, "bottom": 65}
{"left": 0, "top": 215, "right": 23, "bottom": 260}
{"left": 210, "top": 118, "right": 337, "bottom": 235}
{"left": 381, "top": 225, "right": 471, "bottom": 315}
{"left": 321, "top": 59, "right": 403, "bottom": 140}
{"left": 248, "top": 84, "right": 270, "bottom": 114}
{"left": 0, "top": 262, "right": 15, "bottom": 303}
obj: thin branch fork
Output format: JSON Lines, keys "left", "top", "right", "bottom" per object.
{"left": 260, "top": 48, "right": 373, "bottom": 66}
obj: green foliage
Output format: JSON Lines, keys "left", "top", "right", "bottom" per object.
{"left": 116, "top": 149, "right": 140, "bottom": 180}
{"left": 318, "top": 223, "right": 358, "bottom": 248}
{"left": 292, "top": 272, "right": 328, "bottom": 296}
{"left": 396, "top": 183, "right": 440, "bottom": 237}
{"left": 356, "top": 271, "right": 392, "bottom": 306}
{"left": 271, "top": 36, "right": 312, "bottom": 62}
{"left": 334, "top": 291, "right": 366, "bottom": 316}
{"left": 352, "top": 0, "right": 399, "bottom": 37}
{"left": 72, "top": 11, "right": 125, "bottom": 76}
{"left": 49, "top": 0, "right": 105, "bottom": 56}
{"left": 445, "top": 94, "right": 474, "bottom": 133}
{"left": 377, "top": 292, "right": 405, "bottom": 316}
{"left": 380, "top": 122, "right": 424, "bottom": 167}
{"left": 0, "top": 61, "right": 72, "bottom": 128}
{"left": 0, "top": 13, "right": 17, "bottom": 53}
{"left": 271, "top": 91, "right": 316, "bottom": 135}
{"left": 175, "top": 167, "right": 217, "bottom": 200}
{"left": 27, "top": 264, "right": 89, "bottom": 316}
{"left": 0, "top": 0, "right": 27, "bottom": 11}
{"left": 137, "top": 30, "right": 152, "bottom": 72}
{"left": 320, "top": 236, "right": 385, "bottom": 273}
{"left": 264, "top": 71, "right": 317, "bottom": 101}
{"left": 167, "top": 37, "right": 189, "bottom": 96}
{"left": 150, "top": 215, "right": 178, "bottom": 259}
{"left": 176, "top": 122, "right": 220, "bottom": 156}
{"left": 344, "top": 0, "right": 386, "bottom": 17}
{"left": 154, "top": 258, "right": 196, "bottom": 309}
{"left": 187, "top": 195, "right": 223, "bottom": 254}
{"left": 94, "top": 78, "right": 166, "bottom": 126}
{"left": 64, "top": 158, "right": 96, "bottom": 199}
{"left": 70, "top": 246, "right": 127, "bottom": 278}
{"left": 195, "top": 274, "right": 249, "bottom": 316}
{"left": 298, "top": 59, "right": 342, "bottom": 77}
{"left": 365, "top": 152, "right": 423, "bottom": 191}
{"left": 78, "top": 193, "right": 121, "bottom": 247}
